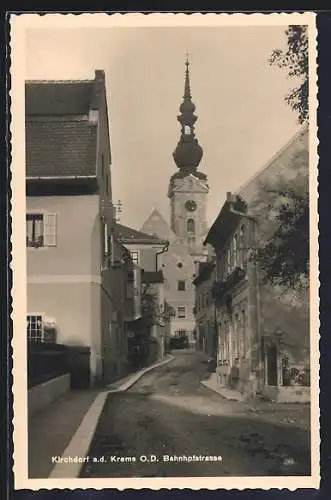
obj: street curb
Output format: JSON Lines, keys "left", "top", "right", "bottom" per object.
{"left": 200, "top": 380, "right": 244, "bottom": 402}
{"left": 49, "top": 355, "right": 175, "bottom": 479}
{"left": 108, "top": 354, "right": 175, "bottom": 392}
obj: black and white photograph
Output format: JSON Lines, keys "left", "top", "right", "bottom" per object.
{"left": 11, "top": 12, "right": 319, "bottom": 490}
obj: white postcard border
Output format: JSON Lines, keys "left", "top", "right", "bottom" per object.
{"left": 10, "top": 11, "right": 319, "bottom": 490}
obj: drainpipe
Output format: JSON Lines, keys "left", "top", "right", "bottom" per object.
{"left": 155, "top": 241, "right": 169, "bottom": 272}
{"left": 228, "top": 204, "right": 261, "bottom": 393}
{"left": 154, "top": 242, "right": 169, "bottom": 360}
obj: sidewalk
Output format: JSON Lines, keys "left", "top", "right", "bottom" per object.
{"left": 201, "top": 372, "right": 244, "bottom": 401}
{"left": 28, "top": 389, "right": 100, "bottom": 478}
{"left": 200, "top": 373, "right": 310, "bottom": 431}
{"left": 29, "top": 354, "right": 174, "bottom": 478}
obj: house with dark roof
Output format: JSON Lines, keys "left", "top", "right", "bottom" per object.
{"left": 26, "top": 70, "right": 137, "bottom": 387}
{"left": 116, "top": 223, "right": 171, "bottom": 363}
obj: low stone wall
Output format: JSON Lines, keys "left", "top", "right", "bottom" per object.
{"left": 28, "top": 373, "right": 71, "bottom": 417}
{"left": 262, "top": 385, "right": 310, "bottom": 403}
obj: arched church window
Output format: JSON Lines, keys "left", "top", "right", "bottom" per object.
{"left": 187, "top": 218, "right": 195, "bottom": 234}
{"left": 184, "top": 125, "right": 191, "bottom": 135}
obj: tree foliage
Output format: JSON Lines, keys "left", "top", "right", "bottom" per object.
{"left": 253, "top": 26, "right": 310, "bottom": 290}
{"left": 140, "top": 283, "right": 174, "bottom": 327}
{"left": 252, "top": 151, "right": 309, "bottom": 290}
{"left": 269, "top": 25, "right": 308, "bottom": 124}
{"left": 141, "top": 284, "right": 159, "bottom": 327}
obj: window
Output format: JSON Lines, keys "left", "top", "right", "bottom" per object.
{"left": 184, "top": 125, "right": 191, "bottom": 135}
{"left": 240, "top": 225, "right": 247, "bottom": 269}
{"left": 130, "top": 251, "right": 139, "bottom": 265}
{"left": 27, "top": 314, "right": 44, "bottom": 342}
{"left": 225, "top": 247, "right": 231, "bottom": 277}
{"left": 187, "top": 218, "right": 195, "bottom": 234}
{"left": 241, "top": 308, "right": 247, "bottom": 356}
{"left": 177, "top": 306, "right": 186, "bottom": 318}
{"left": 127, "top": 265, "right": 134, "bottom": 282}
{"left": 178, "top": 280, "right": 186, "bottom": 291}
{"left": 177, "top": 262, "right": 183, "bottom": 269}
{"left": 106, "top": 173, "right": 109, "bottom": 196}
{"left": 101, "top": 153, "right": 105, "bottom": 178}
{"left": 26, "top": 213, "right": 43, "bottom": 247}
{"left": 233, "top": 233, "right": 238, "bottom": 268}
{"left": 104, "top": 222, "right": 109, "bottom": 256}
{"left": 102, "top": 222, "right": 112, "bottom": 269}
{"left": 188, "top": 236, "right": 196, "bottom": 244}
{"left": 26, "top": 212, "right": 57, "bottom": 248}
{"left": 234, "top": 313, "right": 240, "bottom": 360}
{"left": 126, "top": 283, "right": 133, "bottom": 299}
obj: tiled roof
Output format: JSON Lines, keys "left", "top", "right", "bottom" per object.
{"left": 26, "top": 120, "right": 97, "bottom": 178}
{"left": 140, "top": 208, "right": 177, "bottom": 243}
{"left": 235, "top": 123, "right": 308, "bottom": 201}
{"left": 25, "top": 81, "right": 94, "bottom": 116}
{"left": 25, "top": 72, "right": 107, "bottom": 179}
{"left": 116, "top": 224, "right": 168, "bottom": 245}
{"left": 141, "top": 270, "right": 164, "bottom": 284}
{"left": 204, "top": 195, "right": 247, "bottom": 247}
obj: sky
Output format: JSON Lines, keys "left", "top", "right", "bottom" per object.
{"left": 25, "top": 26, "right": 301, "bottom": 230}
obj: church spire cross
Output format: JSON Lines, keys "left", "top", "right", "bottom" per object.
{"left": 184, "top": 53, "right": 191, "bottom": 99}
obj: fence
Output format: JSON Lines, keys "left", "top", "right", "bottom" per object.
{"left": 27, "top": 342, "right": 68, "bottom": 389}
{"left": 27, "top": 342, "right": 91, "bottom": 389}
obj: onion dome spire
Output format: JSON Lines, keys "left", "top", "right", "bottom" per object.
{"left": 173, "top": 55, "right": 204, "bottom": 174}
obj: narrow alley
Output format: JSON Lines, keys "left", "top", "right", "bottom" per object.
{"left": 80, "top": 351, "right": 311, "bottom": 478}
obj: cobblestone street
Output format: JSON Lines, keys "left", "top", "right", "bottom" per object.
{"left": 81, "top": 351, "right": 311, "bottom": 478}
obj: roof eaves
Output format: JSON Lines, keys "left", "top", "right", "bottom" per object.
{"left": 25, "top": 79, "right": 94, "bottom": 84}
{"left": 26, "top": 175, "right": 97, "bottom": 180}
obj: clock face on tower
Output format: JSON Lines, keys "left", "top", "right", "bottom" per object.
{"left": 185, "top": 200, "right": 197, "bottom": 212}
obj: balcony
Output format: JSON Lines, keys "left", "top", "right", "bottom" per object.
{"left": 211, "top": 266, "right": 246, "bottom": 302}
{"left": 226, "top": 266, "right": 246, "bottom": 289}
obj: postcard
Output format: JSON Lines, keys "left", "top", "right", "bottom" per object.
{"left": 10, "top": 11, "right": 319, "bottom": 490}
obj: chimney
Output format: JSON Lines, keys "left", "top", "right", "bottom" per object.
{"left": 89, "top": 69, "right": 106, "bottom": 111}
{"left": 226, "top": 192, "right": 235, "bottom": 203}
{"left": 94, "top": 69, "right": 105, "bottom": 81}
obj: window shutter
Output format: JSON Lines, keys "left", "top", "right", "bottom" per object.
{"left": 44, "top": 213, "right": 57, "bottom": 246}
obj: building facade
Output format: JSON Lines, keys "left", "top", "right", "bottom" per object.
{"left": 204, "top": 125, "right": 310, "bottom": 402}
{"left": 193, "top": 261, "right": 217, "bottom": 356}
{"left": 26, "top": 70, "right": 136, "bottom": 386}
{"left": 115, "top": 223, "right": 170, "bottom": 364}
{"left": 141, "top": 58, "right": 209, "bottom": 344}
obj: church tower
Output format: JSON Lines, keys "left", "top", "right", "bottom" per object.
{"left": 168, "top": 56, "right": 209, "bottom": 263}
